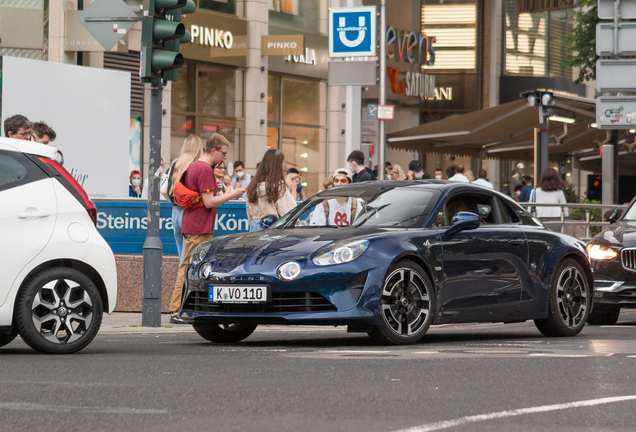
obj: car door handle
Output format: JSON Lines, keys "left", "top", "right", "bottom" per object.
{"left": 508, "top": 238, "right": 524, "bottom": 247}
{"left": 18, "top": 211, "right": 50, "bottom": 219}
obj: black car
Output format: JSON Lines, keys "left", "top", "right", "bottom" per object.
{"left": 179, "top": 181, "right": 593, "bottom": 345}
{"left": 586, "top": 205, "right": 636, "bottom": 325}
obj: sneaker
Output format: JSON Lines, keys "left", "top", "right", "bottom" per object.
{"left": 169, "top": 312, "right": 188, "bottom": 324}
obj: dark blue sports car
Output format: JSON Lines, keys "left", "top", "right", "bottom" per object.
{"left": 179, "top": 181, "right": 593, "bottom": 345}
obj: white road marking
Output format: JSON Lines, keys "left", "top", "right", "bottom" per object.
{"left": 392, "top": 395, "right": 636, "bottom": 432}
{"left": 321, "top": 350, "right": 392, "bottom": 354}
{"left": 414, "top": 351, "right": 440, "bottom": 354}
{"left": 0, "top": 402, "right": 167, "bottom": 415}
{"left": 528, "top": 353, "right": 589, "bottom": 358}
{"left": 626, "top": 355, "right": 636, "bottom": 358}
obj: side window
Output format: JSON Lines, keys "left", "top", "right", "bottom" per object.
{"left": 498, "top": 198, "right": 521, "bottom": 223}
{"left": 0, "top": 150, "right": 46, "bottom": 193}
{"left": 445, "top": 193, "right": 498, "bottom": 225}
{"left": 431, "top": 208, "right": 447, "bottom": 227}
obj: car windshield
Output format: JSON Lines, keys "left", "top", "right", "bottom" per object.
{"left": 271, "top": 185, "right": 439, "bottom": 229}
{"left": 621, "top": 203, "right": 636, "bottom": 221}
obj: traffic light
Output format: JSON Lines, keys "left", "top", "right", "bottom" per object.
{"left": 140, "top": 0, "right": 196, "bottom": 83}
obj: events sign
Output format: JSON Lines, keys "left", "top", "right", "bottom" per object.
{"left": 329, "top": 6, "right": 376, "bottom": 58}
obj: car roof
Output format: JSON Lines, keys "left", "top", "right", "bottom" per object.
{"left": 0, "top": 136, "right": 58, "bottom": 159}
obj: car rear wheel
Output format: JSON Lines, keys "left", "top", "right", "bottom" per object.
{"left": 193, "top": 322, "right": 258, "bottom": 343}
{"left": 534, "top": 258, "right": 590, "bottom": 337}
{"left": 587, "top": 308, "right": 620, "bottom": 326}
{"left": 16, "top": 267, "right": 103, "bottom": 354}
{"left": 371, "top": 261, "right": 435, "bottom": 345}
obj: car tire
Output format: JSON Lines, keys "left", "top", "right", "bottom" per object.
{"left": 534, "top": 258, "right": 590, "bottom": 337}
{"left": 16, "top": 267, "right": 103, "bottom": 354}
{"left": 371, "top": 260, "right": 435, "bottom": 345}
{"left": 192, "top": 322, "right": 257, "bottom": 343}
{"left": 586, "top": 308, "right": 620, "bottom": 326}
{"left": 0, "top": 331, "right": 17, "bottom": 348}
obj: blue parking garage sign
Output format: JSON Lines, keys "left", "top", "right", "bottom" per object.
{"left": 329, "top": 6, "right": 376, "bottom": 58}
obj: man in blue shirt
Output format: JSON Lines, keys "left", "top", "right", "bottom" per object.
{"left": 518, "top": 175, "right": 534, "bottom": 202}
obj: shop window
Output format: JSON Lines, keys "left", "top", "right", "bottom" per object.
{"left": 422, "top": 0, "right": 477, "bottom": 71}
{"left": 282, "top": 78, "right": 320, "bottom": 125}
{"left": 269, "top": 0, "right": 321, "bottom": 33}
{"left": 172, "top": 63, "right": 195, "bottom": 113}
{"left": 197, "top": 64, "right": 237, "bottom": 117}
{"left": 268, "top": 75, "right": 280, "bottom": 122}
{"left": 281, "top": 125, "right": 325, "bottom": 194}
{"left": 503, "top": 0, "right": 573, "bottom": 78}
{"left": 198, "top": 0, "right": 238, "bottom": 15}
{"left": 170, "top": 115, "right": 196, "bottom": 161}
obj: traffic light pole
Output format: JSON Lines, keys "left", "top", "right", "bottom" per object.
{"left": 142, "top": 78, "right": 163, "bottom": 327}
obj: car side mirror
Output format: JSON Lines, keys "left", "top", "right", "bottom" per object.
{"left": 607, "top": 207, "right": 623, "bottom": 224}
{"left": 260, "top": 214, "right": 278, "bottom": 230}
{"left": 444, "top": 212, "right": 481, "bottom": 237}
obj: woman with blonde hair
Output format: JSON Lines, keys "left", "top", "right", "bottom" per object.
{"left": 388, "top": 164, "right": 406, "bottom": 180}
{"left": 246, "top": 149, "right": 297, "bottom": 232}
{"left": 166, "top": 134, "right": 203, "bottom": 264}
{"left": 285, "top": 172, "right": 302, "bottom": 202}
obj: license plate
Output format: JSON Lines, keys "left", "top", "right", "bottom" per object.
{"left": 209, "top": 286, "right": 268, "bottom": 304}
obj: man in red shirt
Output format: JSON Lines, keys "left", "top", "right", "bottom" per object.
{"left": 170, "top": 134, "right": 245, "bottom": 322}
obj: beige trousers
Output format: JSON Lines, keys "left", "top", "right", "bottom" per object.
{"left": 169, "top": 233, "right": 213, "bottom": 312}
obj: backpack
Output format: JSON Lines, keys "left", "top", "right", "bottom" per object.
{"left": 173, "top": 170, "right": 205, "bottom": 211}
{"left": 323, "top": 198, "right": 358, "bottom": 226}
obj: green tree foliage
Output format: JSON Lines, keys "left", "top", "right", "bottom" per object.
{"left": 564, "top": 0, "right": 600, "bottom": 83}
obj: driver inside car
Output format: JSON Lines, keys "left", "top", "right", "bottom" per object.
{"left": 309, "top": 168, "right": 361, "bottom": 227}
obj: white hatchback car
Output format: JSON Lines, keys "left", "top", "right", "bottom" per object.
{"left": 0, "top": 138, "right": 117, "bottom": 354}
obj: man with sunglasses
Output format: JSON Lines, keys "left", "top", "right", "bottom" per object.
{"left": 169, "top": 134, "right": 245, "bottom": 323}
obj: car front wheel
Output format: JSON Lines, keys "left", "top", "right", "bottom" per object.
{"left": 16, "top": 267, "right": 103, "bottom": 354}
{"left": 193, "top": 322, "right": 258, "bottom": 343}
{"left": 534, "top": 258, "right": 590, "bottom": 337}
{"left": 371, "top": 261, "right": 435, "bottom": 345}
{"left": 587, "top": 308, "right": 620, "bottom": 326}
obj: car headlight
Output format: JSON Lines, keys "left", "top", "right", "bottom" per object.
{"left": 278, "top": 261, "right": 301, "bottom": 280}
{"left": 189, "top": 243, "right": 212, "bottom": 265}
{"left": 312, "top": 240, "right": 369, "bottom": 266}
{"left": 198, "top": 261, "right": 215, "bottom": 279}
{"left": 587, "top": 244, "right": 618, "bottom": 260}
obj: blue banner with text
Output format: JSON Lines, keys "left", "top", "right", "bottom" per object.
{"left": 94, "top": 200, "right": 249, "bottom": 255}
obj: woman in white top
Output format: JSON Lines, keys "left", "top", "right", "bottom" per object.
{"left": 532, "top": 167, "right": 569, "bottom": 218}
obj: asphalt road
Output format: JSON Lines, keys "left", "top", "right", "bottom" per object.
{"left": 2, "top": 311, "right": 636, "bottom": 432}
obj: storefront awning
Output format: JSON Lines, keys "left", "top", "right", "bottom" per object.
{"left": 386, "top": 92, "right": 627, "bottom": 162}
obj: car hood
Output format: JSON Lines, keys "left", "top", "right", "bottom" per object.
{"left": 206, "top": 227, "right": 398, "bottom": 272}
{"left": 592, "top": 220, "right": 636, "bottom": 247}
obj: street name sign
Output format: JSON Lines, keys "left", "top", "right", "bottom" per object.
{"left": 598, "top": 0, "right": 636, "bottom": 19}
{"left": 377, "top": 105, "right": 395, "bottom": 120}
{"left": 596, "top": 96, "right": 636, "bottom": 129}
{"left": 328, "top": 6, "right": 376, "bottom": 58}
{"left": 79, "top": 0, "right": 138, "bottom": 52}
{"left": 596, "top": 59, "right": 636, "bottom": 92}
{"left": 596, "top": 22, "right": 636, "bottom": 56}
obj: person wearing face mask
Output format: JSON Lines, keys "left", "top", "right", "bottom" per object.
{"left": 232, "top": 160, "right": 252, "bottom": 200}
{"left": 434, "top": 168, "right": 443, "bottom": 180}
{"left": 407, "top": 160, "right": 426, "bottom": 180}
{"left": 129, "top": 170, "right": 142, "bottom": 198}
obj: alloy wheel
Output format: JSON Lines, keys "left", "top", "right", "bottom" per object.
{"left": 556, "top": 266, "right": 588, "bottom": 329}
{"left": 31, "top": 279, "right": 94, "bottom": 344}
{"left": 381, "top": 268, "right": 430, "bottom": 337}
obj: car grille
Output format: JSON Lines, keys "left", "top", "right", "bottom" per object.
{"left": 183, "top": 291, "right": 337, "bottom": 314}
{"left": 621, "top": 249, "right": 636, "bottom": 271}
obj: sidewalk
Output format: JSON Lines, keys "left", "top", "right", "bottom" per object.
{"left": 99, "top": 312, "right": 347, "bottom": 334}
